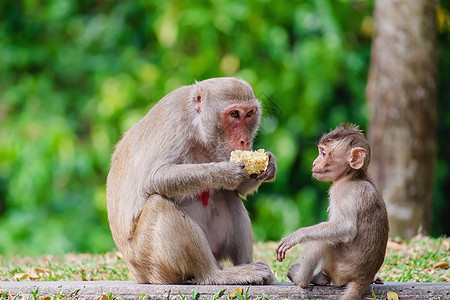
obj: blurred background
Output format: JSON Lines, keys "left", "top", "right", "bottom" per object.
{"left": 0, "top": 0, "right": 449, "bottom": 256}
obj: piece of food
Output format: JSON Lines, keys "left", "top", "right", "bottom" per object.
{"left": 230, "top": 149, "right": 269, "bottom": 174}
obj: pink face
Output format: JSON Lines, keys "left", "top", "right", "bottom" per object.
{"left": 312, "top": 141, "right": 349, "bottom": 182}
{"left": 221, "top": 104, "right": 258, "bottom": 152}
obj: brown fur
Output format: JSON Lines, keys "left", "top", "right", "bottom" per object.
{"left": 107, "top": 77, "right": 276, "bottom": 284}
{"left": 276, "top": 123, "right": 389, "bottom": 300}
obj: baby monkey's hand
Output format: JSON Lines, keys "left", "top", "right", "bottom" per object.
{"left": 276, "top": 232, "right": 300, "bottom": 262}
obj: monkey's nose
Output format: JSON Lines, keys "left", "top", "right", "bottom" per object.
{"left": 236, "top": 139, "right": 250, "bottom": 150}
{"left": 241, "top": 140, "right": 250, "bottom": 148}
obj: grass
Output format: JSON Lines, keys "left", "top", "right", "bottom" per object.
{"left": 0, "top": 252, "right": 131, "bottom": 282}
{"left": 0, "top": 235, "right": 448, "bottom": 283}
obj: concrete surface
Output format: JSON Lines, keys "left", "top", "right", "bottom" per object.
{"left": 1, "top": 281, "right": 449, "bottom": 299}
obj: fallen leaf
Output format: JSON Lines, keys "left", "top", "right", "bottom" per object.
{"left": 34, "top": 268, "right": 49, "bottom": 274}
{"left": 386, "top": 291, "right": 399, "bottom": 300}
{"left": 229, "top": 287, "right": 243, "bottom": 298}
{"left": 387, "top": 240, "right": 406, "bottom": 251}
{"left": 433, "top": 262, "right": 449, "bottom": 269}
{"left": 13, "top": 273, "right": 29, "bottom": 281}
{"left": 97, "top": 293, "right": 109, "bottom": 300}
{"left": 28, "top": 270, "right": 39, "bottom": 280}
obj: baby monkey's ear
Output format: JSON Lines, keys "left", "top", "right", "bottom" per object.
{"left": 349, "top": 147, "right": 366, "bottom": 170}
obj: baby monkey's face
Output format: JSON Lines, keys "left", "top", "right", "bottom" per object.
{"left": 312, "top": 140, "right": 350, "bottom": 182}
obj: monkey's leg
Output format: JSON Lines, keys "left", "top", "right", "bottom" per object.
{"left": 128, "top": 194, "right": 217, "bottom": 284}
{"left": 129, "top": 195, "right": 272, "bottom": 285}
{"left": 288, "top": 241, "right": 325, "bottom": 288}
{"left": 340, "top": 280, "right": 370, "bottom": 300}
{"left": 203, "top": 195, "right": 273, "bottom": 285}
{"left": 225, "top": 194, "right": 253, "bottom": 265}
{"left": 324, "top": 257, "right": 371, "bottom": 300}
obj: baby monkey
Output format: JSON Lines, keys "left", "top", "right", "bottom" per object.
{"left": 276, "top": 123, "right": 389, "bottom": 300}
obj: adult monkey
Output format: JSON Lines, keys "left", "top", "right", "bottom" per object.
{"left": 107, "top": 77, "right": 277, "bottom": 284}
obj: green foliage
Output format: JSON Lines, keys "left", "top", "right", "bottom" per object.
{"left": 0, "top": 0, "right": 449, "bottom": 255}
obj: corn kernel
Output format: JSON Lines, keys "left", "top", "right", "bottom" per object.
{"left": 230, "top": 149, "right": 269, "bottom": 174}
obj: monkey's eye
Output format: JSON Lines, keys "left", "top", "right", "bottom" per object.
{"left": 245, "top": 110, "right": 254, "bottom": 118}
{"left": 320, "top": 148, "right": 326, "bottom": 156}
{"left": 230, "top": 110, "right": 240, "bottom": 118}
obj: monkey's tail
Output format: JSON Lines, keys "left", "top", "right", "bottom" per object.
{"left": 341, "top": 280, "right": 369, "bottom": 300}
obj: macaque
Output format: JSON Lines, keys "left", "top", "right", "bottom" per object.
{"left": 276, "top": 123, "right": 389, "bottom": 300}
{"left": 106, "top": 77, "right": 276, "bottom": 284}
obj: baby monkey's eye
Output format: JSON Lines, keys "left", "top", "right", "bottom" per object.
{"left": 319, "top": 148, "right": 326, "bottom": 156}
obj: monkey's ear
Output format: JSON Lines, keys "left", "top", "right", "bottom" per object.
{"left": 192, "top": 82, "right": 205, "bottom": 112}
{"left": 349, "top": 147, "right": 366, "bottom": 169}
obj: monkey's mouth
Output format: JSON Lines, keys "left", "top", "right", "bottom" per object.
{"left": 312, "top": 171, "right": 325, "bottom": 178}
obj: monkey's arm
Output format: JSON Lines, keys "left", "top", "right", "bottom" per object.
{"left": 276, "top": 217, "right": 357, "bottom": 262}
{"left": 237, "top": 152, "right": 277, "bottom": 196}
{"left": 151, "top": 161, "right": 249, "bottom": 199}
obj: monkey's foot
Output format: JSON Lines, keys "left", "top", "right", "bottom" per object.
{"left": 257, "top": 262, "right": 275, "bottom": 284}
{"left": 207, "top": 262, "right": 274, "bottom": 285}
{"left": 242, "top": 262, "right": 274, "bottom": 285}
{"left": 287, "top": 263, "right": 300, "bottom": 283}
{"left": 311, "top": 271, "right": 331, "bottom": 286}
{"left": 372, "top": 274, "right": 384, "bottom": 284}
{"left": 287, "top": 263, "right": 310, "bottom": 288}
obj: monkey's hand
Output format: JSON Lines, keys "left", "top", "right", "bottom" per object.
{"left": 220, "top": 161, "right": 251, "bottom": 191}
{"left": 251, "top": 152, "right": 277, "bottom": 182}
{"left": 276, "top": 232, "right": 301, "bottom": 262}
{"left": 236, "top": 153, "right": 276, "bottom": 197}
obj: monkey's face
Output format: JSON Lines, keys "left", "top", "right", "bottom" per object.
{"left": 312, "top": 141, "right": 350, "bottom": 182}
{"left": 220, "top": 103, "right": 261, "bottom": 155}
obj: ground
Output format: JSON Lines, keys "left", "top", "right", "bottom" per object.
{"left": 0, "top": 236, "right": 448, "bottom": 283}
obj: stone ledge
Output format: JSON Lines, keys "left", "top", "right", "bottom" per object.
{"left": 1, "top": 281, "right": 449, "bottom": 299}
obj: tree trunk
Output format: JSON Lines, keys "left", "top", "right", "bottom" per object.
{"left": 366, "top": 0, "right": 438, "bottom": 238}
